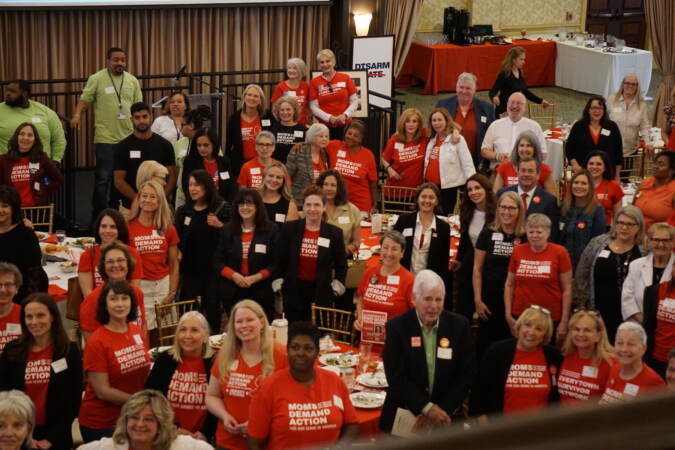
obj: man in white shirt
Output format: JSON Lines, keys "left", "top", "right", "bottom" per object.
{"left": 480, "top": 92, "right": 547, "bottom": 170}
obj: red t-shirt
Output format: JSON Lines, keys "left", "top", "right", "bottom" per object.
{"left": 312, "top": 157, "right": 327, "bottom": 183}
{"left": 357, "top": 265, "right": 414, "bottom": 320}
{"left": 327, "top": 140, "right": 377, "bottom": 212}
{"left": 298, "top": 229, "right": 320, "bottom": 281}
{"left": 220, "top": 232, "right": 271, "bottom": 281}
{"left": 79, "top": 323, "right": 151, "bottom": 429}
{"left": 203, "top": 159, "right": 220, "bottom": 189}
{"left": 167, "top": 356, "right": 208, "bottom": 433}
{"left": 24, "top": 345, "right": 52, "bottom": 425}
{"left": 589, "top": 126, "right": 600, "bottom": 146}
{"left": 503, "top": 348, "right": 552, "bottom": 414}
{"left": 653, "top": 283, "right": 675, "bottom": 362}
{"left": 271, "top": 80, "right": 310, "bottom": 126}
{"left": 599, "top": 362, "right": 666, "bottom": 403}
{"left": 77, "top": 245, "right": 145, "bottom": 288}
{"left": 381, "top": 135, "right": 428, "bottom": 188}
{"left": 9, "top": 156, "right": 34, "bottom": 207}
{"left": 248, "top": 367, "right": 359, "bottom": 450}
{"left": 508, "top": 243, "right": 572, "bottom": 321}
{"left": 0, "top": 303, "right": 22, "bottom": 357}
{"left": 79, "top": 283, "right": 147, "bottom": 336}
{"left": 558, "top": 351, "right": 613, "bottom": 405}
{"left": 127, "top": 221, "right": 179, "bottom": 280}
{"left": 635, "top": 178, "right": 675, "bottom": 230}
{"left": 424, "top": 136, "right": 443, "bottom": 185}
{"left": 309, "top": 72, "right": 357, "bottom": 126}
{"left": 237, "top": 158, "right": 275, "bottom": 189}
{"left": 594, "top": 179, "right": 623, "bottom": 226}
{"left": 496, "top": 161, "right": 553, "bottom": 189}
{"left": 211, "top": 343, "right": 288, "bottom": 450}
{"left": 241, "top": 116, "right": 262, "bottom": 161}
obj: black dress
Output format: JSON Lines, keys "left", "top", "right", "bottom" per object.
{"left": 264, "top": 196, "right": 291, "bottom": 225}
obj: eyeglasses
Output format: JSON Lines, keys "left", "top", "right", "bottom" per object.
{"left": 127, "top": 414, "right": 158, "bottom": 425}
{"left": 528, "top": 304, "right": 551, "bottom": 316}
{"left": 589, "top": 106, "right": 604, "bottom": 111}
{"left": 256, "top": 142, "right": 274, "bottom": 148}
{"left": 616, "top": 220, "right": 638, "bottom": 228}
{"left": 499, "top": 205, "right": 519, "bottom": 211}
{"left": 0, "top": 282, "right": 15, "bottom": 289}
{"left": 650, "top": 237, "right": 672, "bottom": 245}
{"left": 572, "top": 307, "right": 601, "bottom": 316}
{"left": 105, "top": 258, "right": 127, "bottom": 265}
{"left": 623, "top": 81, "right": 638, "bottom": 86}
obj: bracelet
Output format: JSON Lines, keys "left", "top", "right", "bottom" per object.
{"left": 385, "top": 164, "right": 391, "bottom": 171}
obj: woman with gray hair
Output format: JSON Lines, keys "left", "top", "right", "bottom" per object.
{"left": 505, "top": 213, "right": 573, "bottom": 343}
{"left": 271, "top": 57, "right": 310, "bottom": 126}
{"left": 599, "top": 322, "right": 665, "bottom": 403}
{"left": 236, "top": 131, "right": 276, "bottom": 190}
{"left": 79, "top": 389, "right": 214, "bottom": 449}
{"left": 286, "top": 123, "right": 330, "bottom": 206}
{"left": 574, "top": 205, "right": 646, "bottom": 341}
{"left": 0, "top": 390, "right": 35, "bottom": 450}
{"left": 493, "top": 130, "right": 558, "bottom": 198}
{"left": 144, "top": 311, "right": 216, "bottom": 442}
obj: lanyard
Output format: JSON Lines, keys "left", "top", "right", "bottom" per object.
{"left": 106, "top": 70, "right": 125, "bottom": 111}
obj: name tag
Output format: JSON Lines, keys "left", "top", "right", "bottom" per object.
{"left": 130, "top": 150, "right": 141, "bottom": 159}
{"left": 624, "top": 383, "right": 639, "bottom": 396}
{"left": 333, "top": 394, "right": 344, "bottom": 410}
{"left": 411, "top": 336, "right": 421, "bottom": 347}
{"left": 481, "top": 115, "right": 487, "bottom": 123}
{"left": 179, "top": 149, "right": 187, "bottom": 157}
{"left": 34, "top": 182, "right": 40, "bottom": 191}
{"left": 337, "top": 150, "right": 346, "bottom": 158}
{"left": 559, "top": 222, "right": 565, "bottom": 231}
{"left": 492, "top": 232, "right": 503, "bottom": 241}
{"left": 336, "top": 82, "right": 346, "bottom": 88}
{"left": 387, "top": 275, "right": 400, "bottom": 285}
{"left": 538, "top": 265, "right": 551, "bottom": 274}
{"left": 402, "top": 228, "right": 413, "bottom": 237}
{"left": 261, "top": 119, "right": 271, "bottom": 127}
{"left": 151, "top": 229, "right": 160, "bottom": 237}
{"left": 219, "top": 171, "right": 230, "bottom": 180}
{"left": 294, "top": 130, "right": 304, "bottom": 138}
{"left": 6, "top": 323, "right": 20, "bottom": 334}
{"left": 582, "top": 365, "right": 598, "bottom": 378}
{"left": 104, "top": 86, "right": 116, "bottom": 94}
{"left": 598, "top": 249, "right": 610, "bottom": 258}
{"left": 29, "top": 162, "right": 40, "bottom": 171}
{"left": 338, "top": 216, "right": 350, "bottom": 224}
{"left": 275, "top": 213, "right": 286, "bottom": 222}
{"left": 255, "top": 244, "right": 267, "bottom": 254}
{"left": 133, "top": 334, "right": 144, "bottom": 346}
{"left": 318, "top": 237, "right": 330, "bottom": 248}
{"left": 184, "top": 216, "right": 191, "bottom": 226}
{"left": 394, "top": 142, "right": 404, "bottom": 150}
{"left": 437, "top": 347, "right": 453, "bottom": 360}
{"left": 250, "top": 167, "right": 261, "bottom": 175}
{"left": 286, "top": 91, "right": 297, "bottom": 97}
{"left": 613, "top": 107, "right": 622, "bottom": 113}
{"left": 51, "top": 358, "right": 68, "bottom": 373}
{"left": 601, "top": 128, "right": 611, "bottom": 136}
{"left": 31, "top": 117, "right": 42, "bottom": 124}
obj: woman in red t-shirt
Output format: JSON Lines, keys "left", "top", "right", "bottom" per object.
{"left": 271, "top": 57, "right": 311, "bottom": 126}
{"left": 128, "top": 180, "right": 180, "bottom": 337}
{"left": 237, "top": 131, "right": 277, "bottom": 190}
{"left": 505, "top": 213, "right": 573, "bottom": 343}
{"left": 381, "top": 108, "right": 429, "bottom": 189}
{"left": 558, "top": 310, "right": 615, "bottom": 405}
{"left": 183, "top": 127, "right": 235, "bottom": 203}
{"left": 309, "top": 49, "right": 360, "bottom": 140}
{"left": 78, "top": 280, "right": 151, "bottom": 443}
{"left": 600, "top": 322, "right": 666, "bottom": 403}
{"left": 586, "top": 150, "right": 623, "bottom": 226}
{"left": 78, "top": 208, "right": 144, "bottom": 297}
{"left": 248, "top": 321, "right": 359, "bottom": 449}
{"left": 0, "top": 293, "right": 82, "bottom": 449}
{"left": 205, "top": 300, "right": 287, "bottom": 450}
{"left": 0, "top": 123, "right": 63, "bottom": 208}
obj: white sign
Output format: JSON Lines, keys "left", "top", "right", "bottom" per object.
{"left": 352, "top": 35, "right": 394, "bottom": 109}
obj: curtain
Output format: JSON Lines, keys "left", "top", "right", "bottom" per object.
{"left": 384, "top": 0, "right": 425, "bottom": 78}
{"left": 645, "top": 0, "right": 675, "bottom": 129}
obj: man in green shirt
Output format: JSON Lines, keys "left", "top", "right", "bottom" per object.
{"left": 0, "top": 80, "right": 66, "bottom": 162}
{"left": 71, "top": 47, "right": 143, "bottom": 219}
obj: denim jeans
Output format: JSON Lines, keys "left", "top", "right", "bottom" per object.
{"left": 92, "top": 142, "right": 116, "bottom": 220}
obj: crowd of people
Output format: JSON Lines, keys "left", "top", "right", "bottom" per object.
{"left": 0, "top": 44, "right": 674, "bottom": 449}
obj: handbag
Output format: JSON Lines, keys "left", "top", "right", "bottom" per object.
{"left": 345, "top": 258, "right": 366, "bottom": 289}
{"left": 65, "top": 247, "right": 95, "bottom": 321}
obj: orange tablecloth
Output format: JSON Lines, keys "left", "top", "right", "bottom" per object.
{"left": 397, "top": 39, "right": 557, "bottom": 95}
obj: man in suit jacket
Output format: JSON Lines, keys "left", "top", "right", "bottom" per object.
{"left": 380, "top": 270, "right": 475, "bottom": 434}
{"left": 497, "top": 157, "right": 560, "bottom": 241}
{"left": 436, "top": 72, "right": 495, "bottom": 169}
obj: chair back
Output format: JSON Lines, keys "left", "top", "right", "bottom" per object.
{"left": 528, "top": 102, "right": 556, "bottom": 130}
{"left": 22, "top": 204, "right": 54, "bottom": 233}
{"left": 154, "top": 297, "right": 201, "bottom": 347}
{"left": 311, "top": 303, "right": 355, "bottom": 345}
{"left": 381, "top": 185, "right": 417, "bottom": 214}
{"left": 620, "top": 152, "right": 644, "bottom": 181}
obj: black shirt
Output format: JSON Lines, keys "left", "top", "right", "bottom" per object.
{"left": 174, "top": 205, "right": 227, "bottom": 275}
{"left": 268, "top": 121, "right": 306, "bottom": 164}
{"left": 489, "top": 70, "right": 542, "bottom": 115}
{"left": 264, "top": 196, "right": 291, "bottom": 224}
{"left": 113, "top": 132, "right": 175, "bottom": 207}
{"left": 475, "top": 227, "right": 525, "bottom": 304}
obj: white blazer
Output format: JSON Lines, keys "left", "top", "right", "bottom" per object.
{"left": 621, "top": 252, "right": 674, "bottom": 319}
{"left": 424, "top": 134, "right": 476, "bottom": 189}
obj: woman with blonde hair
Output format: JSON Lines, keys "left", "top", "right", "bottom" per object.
{"left": 558, "top": 310, "right": 615, "bottom": 404}
{"left": 259, "top": 160, "right": 299, "bottom": 225}
{"left": 607, "top": 73, "right": 652, "bottom": 156}
{"left": 205, "top": 300, "right": 287, "bottom": 450}
{"left": 381, "top": 108, "right": 428, "bottom": 188}
{"left": 271, "top": 57, "right": 310, "bottom": 126}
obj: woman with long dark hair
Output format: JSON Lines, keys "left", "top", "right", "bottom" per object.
{"left": 585, "top": 150, "right": 623, "bottom": 227}
{"left": 175, "top": 105, "right": 211, "bottom": 207}
{"left": 182, "top": 127, "right": 235, "bottom": 204}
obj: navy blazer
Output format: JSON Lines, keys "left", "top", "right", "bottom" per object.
{"left": 497, "top": 185, "right": 560, "bottom": 242}
{"left": 380, "top": 308, "right": 475, "bottom": 432}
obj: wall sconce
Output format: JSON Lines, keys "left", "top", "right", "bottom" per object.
{"left": 354, "top": 13, "right": 373, "bottom": 36}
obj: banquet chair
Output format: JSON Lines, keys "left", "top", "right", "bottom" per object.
{"left": 643, "top": 148, "right": 667, "bottom": 178}
{"left": 22, "top": 203, "right": 54, "bottom": 233}
{"left": 155, "top": 297, "right": 201, "bottom": 346}
{"left": 620, "top": 152, "right": 644, "bottom": 181}
{"left": 528, "top": 102, "right": 556, "bottom": 130}
{"left": 381, "top": 185, "right": 417, "bottom": 215}
{"left": 311, "top": 303, "right": 356, "bottom": 346}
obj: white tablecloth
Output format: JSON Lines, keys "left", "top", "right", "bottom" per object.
{"left": 544, "top": 138, "right": 565, "bottom": 181}
{"left": 555, "top": 41, "right": 652, "bottom": 99}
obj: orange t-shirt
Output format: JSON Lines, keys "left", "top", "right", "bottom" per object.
{"left": 79, "top": 323, "right": 151, "bottom": 429}
{"left": 635, "top": 178, "right": 675, "bottom": 230}
{"left": 237, "top": 158, "right": 276, "bottom": 189}
{"left": 211, "top": 343, "right": 288, "bottom": 450}
{"left": 24, "top": 345, "right": 52, "bottom": 425}
{"left": 653, "top": 283, "right": 675, "bottom": 362}
{"left": 453, "top": 104, "right": 477, "bottom": 155}
{"left": 241, "top": 116, "right": 262, "bottom": 161}
{"left": 0, "top": 303, "right": 22, "bottom": 357}
{"left": 167, "top": 356, "right": 209, "bottom": 433}
{"left": 557, "top": 351, "right": 613, "bottom": 405}
{"left": 79, "top": 283, "right": 147, "bottom": 337}
{"left": 77, "top": 245, "right": 145, "bottom": 288}
{"left": 271, "top": 80, "right": 310, "bottom": 126}
{"left": 424, "top": 136, "right": 443, "bottom": 185}
{"left": 297, "top": 228, "right": 320, "bottom": 281}
{"left": 381, "top": 134, "right": 428, "bottom": 188}
{"left": 496, "top": 161, "right": 553, "bottom": 189}
{"left": 309, "top": 72, "right": 357, "bottom": 126}
{"left": 594, "top": 179, "right": 624, "bottom": 226}
{"left": 599, "top": 362, "right": 666, "bottom": 403}
{"left": 327, "top": 140, "right": 377, "bottom": 212}
{"left": 9, "top": 156, "right": 34, "bottom": 207}
{"left": 503, "top": 348, "right": 552, "bottom": 414}
{"left": 357, "top": 265, "right": 415, "bottom": 320}
{"left": 248, "top": 367, "right": 359, "bottom": 450}
{"left": 128, "top": 221, "right": 180, "bottom": 280}
{"left": 508, "top": 242, "right": 572, "bottom": 322}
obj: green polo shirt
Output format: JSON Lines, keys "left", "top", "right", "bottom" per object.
{"left": 174, "top": 136, "right": 190, "bottom": 201}
{"left": 0, "top": 100, "right": 67, "bottom": 161}
{"left": 80, "top": 69, "right": 143, "bottom": 144}
{"left": 418, "top": 313, "right": 439, "bottom": 415}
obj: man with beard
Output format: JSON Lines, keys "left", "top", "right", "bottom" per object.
{"left": 71, "top": 47, "right": 143, "bottom": 218}
{"left": 0, "top": 80, "right": 66, "bottom": 161}
{"left": 112, "top": 102, "right": 176, "bottom": 210}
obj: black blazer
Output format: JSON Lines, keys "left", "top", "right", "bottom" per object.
{"left": 144, "top": 351, "right": 217, "bottom": 439}
{"left": 182, "top": 154, "right": 236, "bottom": 203}
{"left": 276, "top": 219, "right": 347, "bottom": 305}
{"left": 565, "top": 120, "right": 623, "bottom": 169}
{"left": 643, "top": 283, "right": 660, "bottom": 358}
{"left": 0, "top": 341, "right": 82, "bottom": 449}
{"left": 225, "top": 108, "right": 272, "bottom": 179}
{"left": 393, "top": 212, "right": 451, "bottom": 279}
{"left": 214, "top": 224, "right": 278, "bottom": 304}
{"left": 380, "top": 309, "right": 475, "bottom": 432}
{"left": 469, "top": 338, "right": 562, "bottom": 417}
{"left": 497, "top": 185, "right": 560, "bottom": 242}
